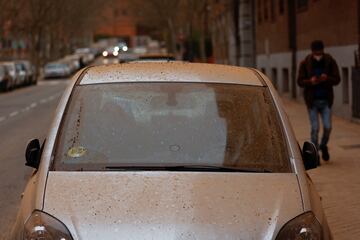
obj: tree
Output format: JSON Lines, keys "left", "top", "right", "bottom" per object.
{"left": 129, "top": 0, "right": 181, "bottom": 54}
{"left": 1, "top": 0, "right": 109, "bottom": 72}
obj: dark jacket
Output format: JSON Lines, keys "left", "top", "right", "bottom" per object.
{"left": 297, "top": 53, "right": 340, "bottom": 108}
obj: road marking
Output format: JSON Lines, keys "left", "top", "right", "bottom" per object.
{"left": 9, "top": 111, "right": 19, "bottom": 117}
{"left": 40, "top": 99, "right": 48, "bottom": 104}
{"left": 48, "top": 95, "right": 56, "bottom": 100}
{"left": 0, "top": 93, "right": 62, "bottom": 123}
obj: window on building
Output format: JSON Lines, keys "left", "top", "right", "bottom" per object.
{"left": 258, "top": 0, "right": 262, "bottom": 24}
{"left": 279, "top": 0, "right": 285, "bottom": 15}
{"left": 297, "top": 0, "right": 308, "bottom": 10}
{"left": 282, "top": 68, "right": 289, "bottom": 93}
{"left": 342, "top": 67, "right": 350, "bottom": 104}
{"left": 271, "top": 0, "right": 276, "bottom": 21}
{"left": 271, "top": 68, "right": 278, "bottom": 89}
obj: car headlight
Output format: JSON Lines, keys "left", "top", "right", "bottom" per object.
{"left": 276, "top": 212, "right": 324, "bottom": 240}
{"left": 24, "top": 210, "right": 73, "bottom": 240}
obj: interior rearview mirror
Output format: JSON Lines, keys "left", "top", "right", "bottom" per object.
{"left": 25, "top": 139, "right": 41, "bottom": 169}
{"left": 302, "top": 141, "right": 319, "bottom": 170}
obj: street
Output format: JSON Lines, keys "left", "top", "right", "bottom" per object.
{"left": 0, "top": 79, "right": 69, "bottom": 239}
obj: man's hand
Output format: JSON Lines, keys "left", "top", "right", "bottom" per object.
{"left": 320, "top": 73, "right": 328, "bottom": 82}
{"left": 310, "top": 76, "right": 319, "bottom": 85}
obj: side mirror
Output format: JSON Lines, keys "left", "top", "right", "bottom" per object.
{"left": 302, "top": 141, "right": 319, "bottom": 170}
{"left": 25, "top": 139, "right": 41, "bottom": 169}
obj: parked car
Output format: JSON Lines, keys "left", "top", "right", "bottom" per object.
{"left": 138, "top": 53, "right": 176, "bottom": 61}
{"left": 18, "top": 60, "right": 37, "bottom": 85}
{"left": 0, "top": 64, "right": 12, "bottom": 91}
{"left": 15, "top": 62, "right": 28, "bottom": 86}
{"left": 11, "top": 62, "right": 332, "bottom": 240}
{"left": 2, "top": 62, "right": 19, "bottom": 88}
{"left": 75, "top": 48, "right": 95, "bottom": 65}
{"left": 62, "top": 55, "right": 81, "bottom": 73}
{"left": 43, "top": 62, "right": 71, "bottom": 79}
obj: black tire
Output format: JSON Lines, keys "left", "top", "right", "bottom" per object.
{"left": 1, "top": 79, "right": 10, "bottom": 92}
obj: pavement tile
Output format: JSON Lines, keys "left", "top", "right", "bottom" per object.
{"left": 282, "top": 98, "right": 360, "bottom": 240}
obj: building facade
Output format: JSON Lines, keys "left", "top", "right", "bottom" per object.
{"left": 210, "top": 0, "right": 256, "bottom": 67}
{"left": 94, "top": 0, "right": 137, "bottom": 47}
{"left": 256, "top": 0, "right": 358, "bottom": 120}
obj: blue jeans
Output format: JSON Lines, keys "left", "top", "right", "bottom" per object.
{"left": 308, "top": 100, "right": 332, "bottom": 148}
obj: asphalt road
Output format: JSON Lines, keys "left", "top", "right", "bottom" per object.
{"left": 0, "top": 79, "right": 69, "bottom": 239}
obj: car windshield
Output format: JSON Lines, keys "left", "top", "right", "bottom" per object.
{"left": 53, "top": 83, "right": 290, "bottom": 172}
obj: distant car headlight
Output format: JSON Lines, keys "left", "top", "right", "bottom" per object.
{"left": 122, "top": 46, "right": 128, "bottom": 52}
{"left": 102, "top": 51, "right": 108, "bottom": 57}
{"left": 276, "top": 212, "right": 324, "bottom": 240}
{"left": 24, "top": 210, "right": 73, "bottom": 240}
{"left": 113, "top": 51, "right": 119, "bottom": 56}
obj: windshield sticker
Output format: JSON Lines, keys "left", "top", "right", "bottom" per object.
{"left": 67, "top": 146, "right": 87, "bottom": 158}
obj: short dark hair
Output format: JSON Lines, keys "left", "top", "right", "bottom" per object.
{"left": 311, "top": 40, "right": 324, "bottom": 51}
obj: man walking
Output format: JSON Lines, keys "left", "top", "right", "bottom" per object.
{"left": 298, "top": 40, "right": 340, "bottom": 161}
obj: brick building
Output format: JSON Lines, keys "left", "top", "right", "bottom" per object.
{"left": 256, "top": 0, "right": 358, "bottom": 120}
{"left": 94, "top": 0, "right": 137, "bottom": 47}
{"left": 209, "top": 0, "right": 256, "bottom": 67}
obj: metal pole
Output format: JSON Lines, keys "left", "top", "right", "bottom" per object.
{"left": 288, "top": 0, "right": 297, "bottom": 99}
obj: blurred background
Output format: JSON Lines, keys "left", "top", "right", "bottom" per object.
{"left": 1, "top": 1, "right": 360, "bottom": 239}
{"left": 0, "top": 0, "right": 359, "bottom": 119}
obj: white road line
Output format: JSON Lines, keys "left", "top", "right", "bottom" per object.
{"left": 30, "top": 103, "right": 37, "bottom": 108}
{"left": 48, "top": 95, "right": 56, "bottom": 100}
{"left": 40, "top": 99, "right": 48, "bottom": 104}
{"left": 9, "top": 111, "right": 19, "bottom": 117}
{"left": 0, "top": 116, "right": 5, "bottom": 122}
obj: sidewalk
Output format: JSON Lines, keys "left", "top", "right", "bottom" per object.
{"left": 282, "top": 98, "right": 360, "bottom": 240}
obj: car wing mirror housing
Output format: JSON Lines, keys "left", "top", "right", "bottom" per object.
{"left": 302, "top": 141, "right": 319, "bottom": 170}
{"left": 25, "top": 139, "right": 41, "bottom": 169}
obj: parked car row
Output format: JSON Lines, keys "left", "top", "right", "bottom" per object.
{"left": 0, "top": 60, "right": 36, "bottom": 92}
{"left": 43, "top": 49, "right": 95, "bottom": 79}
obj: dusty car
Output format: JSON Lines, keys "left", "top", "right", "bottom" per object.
{"left": 138, "top": 53, "right": 176, "bottom": 61}
{"left": 11, "top": 62, "right": 331, "bottom": 240}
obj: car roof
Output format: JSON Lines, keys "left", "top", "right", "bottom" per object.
{"left": 79, "top": 62, "right": 264, "bottom": 86}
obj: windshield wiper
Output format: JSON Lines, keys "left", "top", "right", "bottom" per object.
{"left": 105, "top": 165, "right": 272, "bottom": 173}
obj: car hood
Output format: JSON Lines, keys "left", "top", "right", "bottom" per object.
{"left": 44, "top": 172, "right": 303, "bottom": 240}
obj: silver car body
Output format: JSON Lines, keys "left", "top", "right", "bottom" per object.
{"left": 18, "top": 60, "right": 36, "bottom": 85}
{"left": 11, "top": 62, "right": 330, "bottom": 239}
{"left": 1, "top": 62, "right": 18, "bottom": 88}
{"left": 43, "top": 62, "right": 71, "bottom": 79}
{"left": 15, "top": 62, "right": 27, "bottom": 86}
